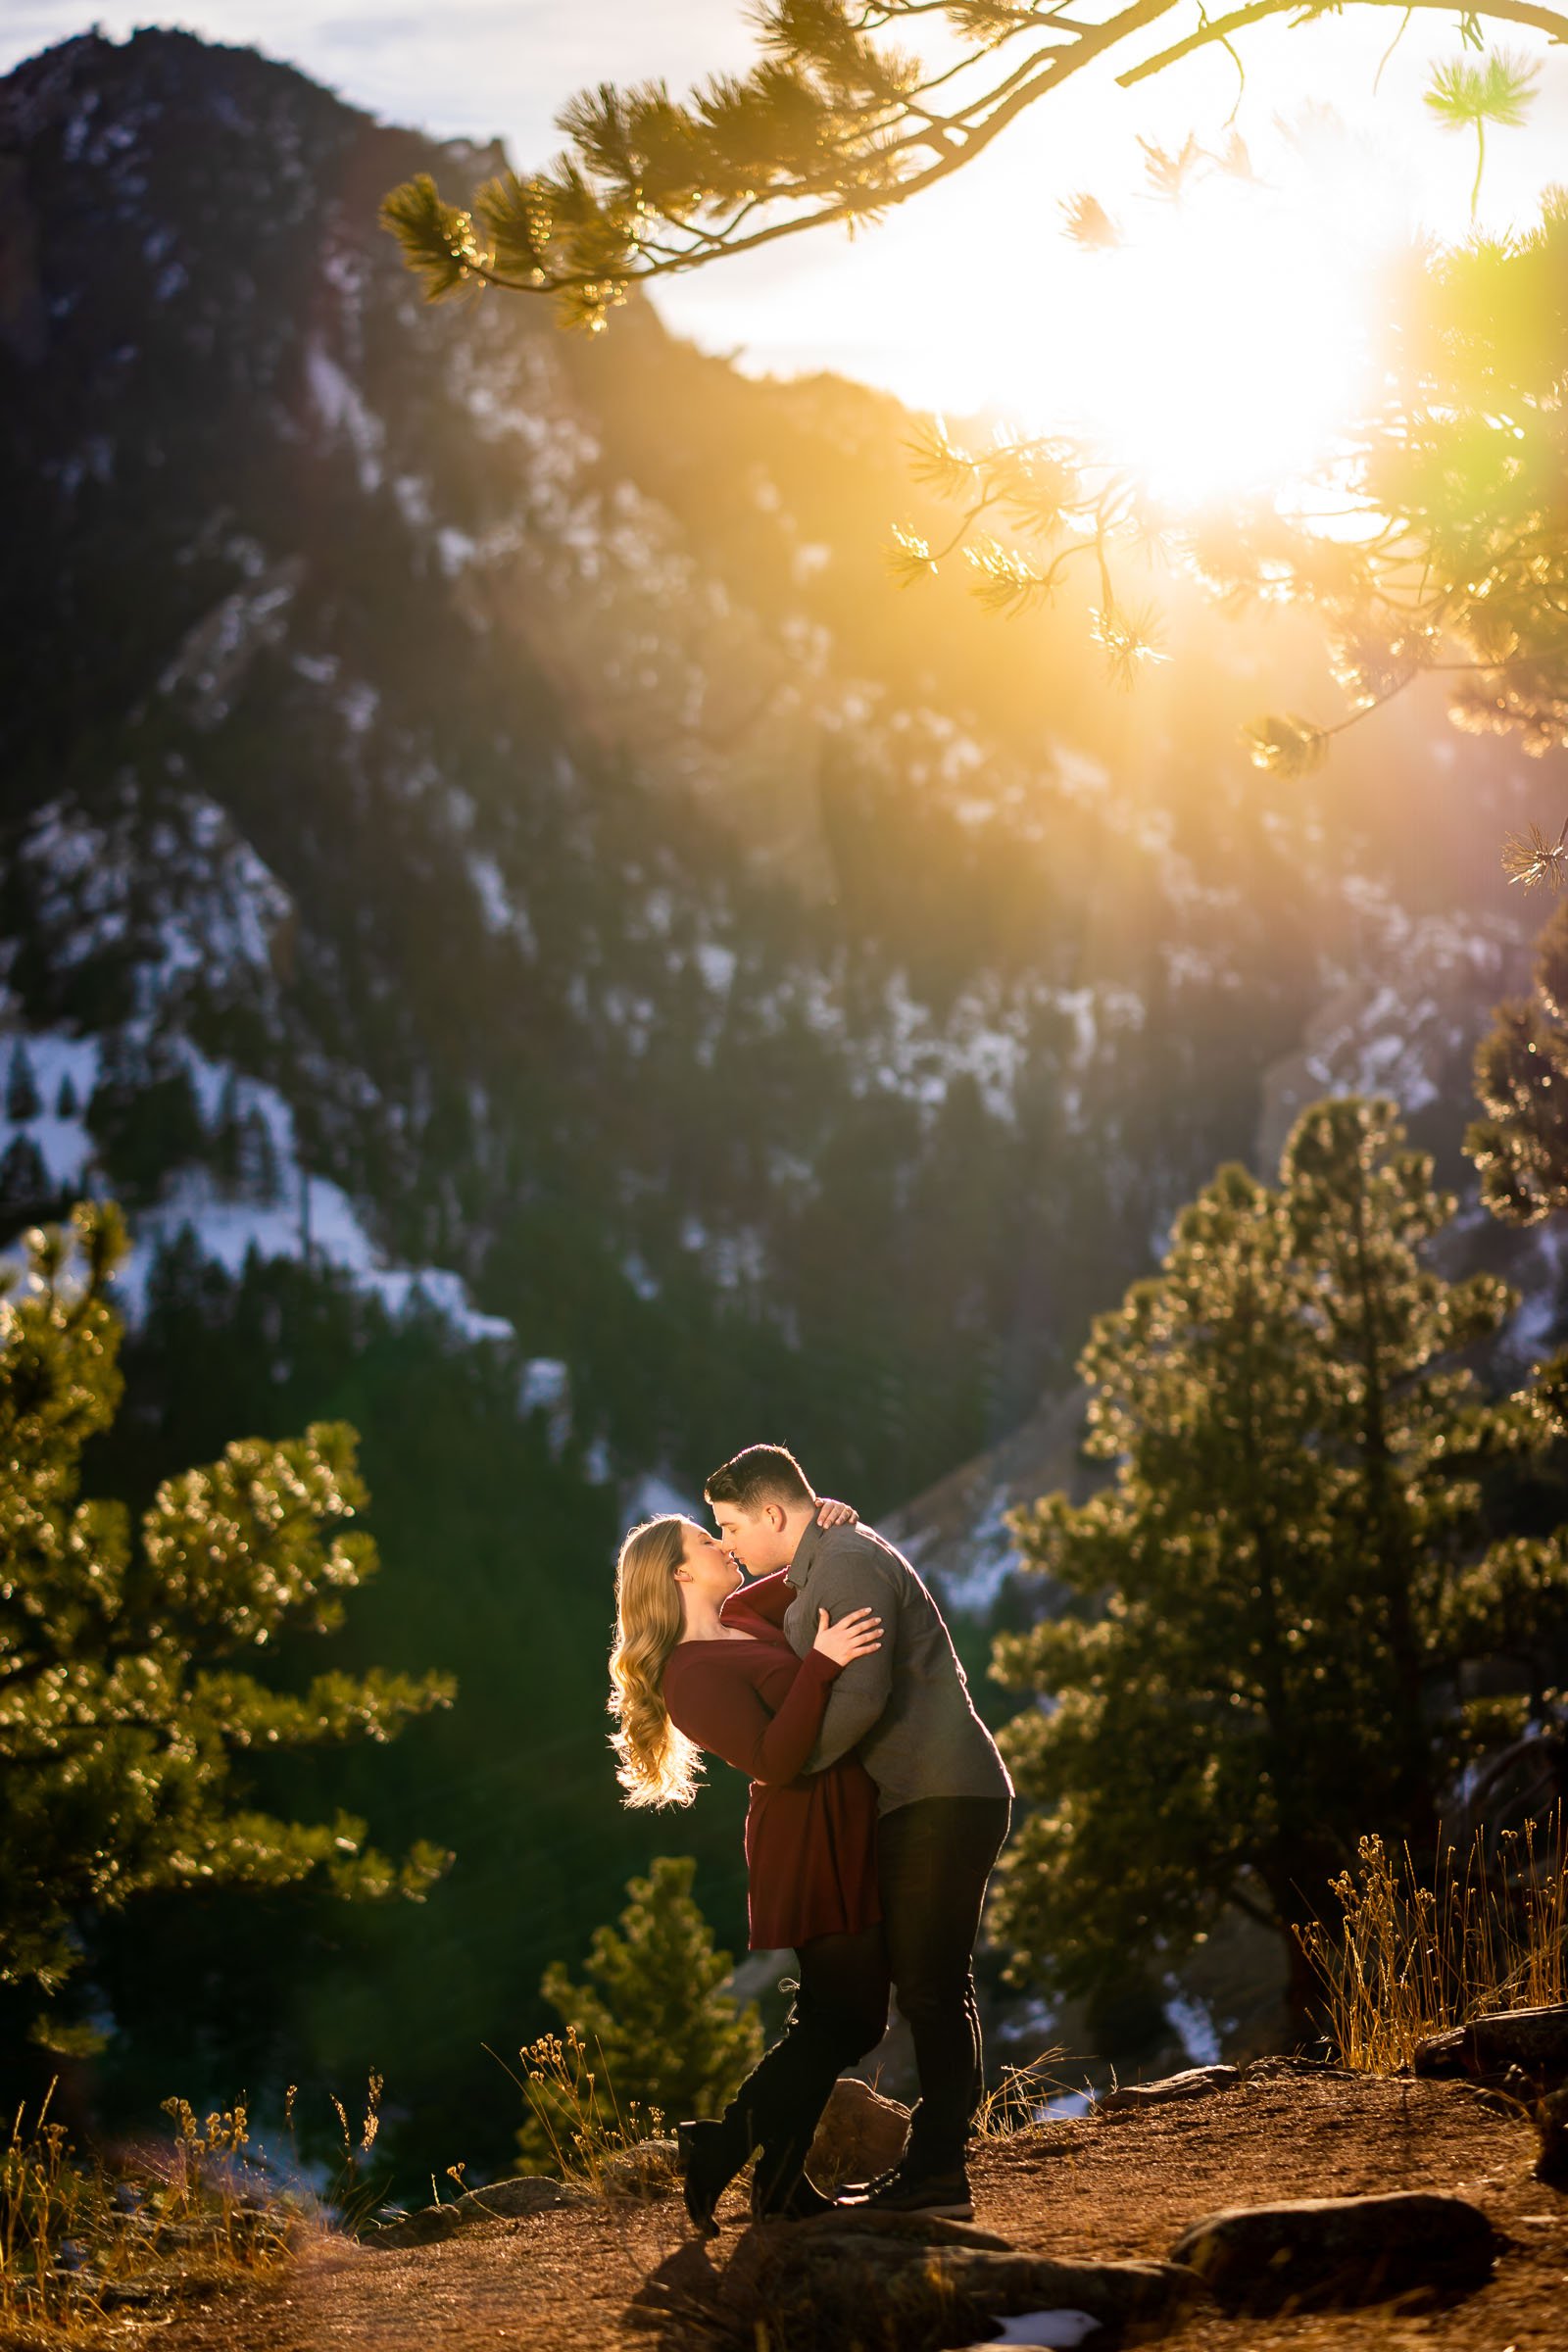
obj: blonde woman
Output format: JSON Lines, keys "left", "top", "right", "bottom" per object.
{"left": 610, "top": 1505, "right": 889, "bottom": 2230}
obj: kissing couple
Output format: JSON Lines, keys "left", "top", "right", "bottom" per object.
{"left": 609, "top": 1442, "right": 1013, "bottom": 2230}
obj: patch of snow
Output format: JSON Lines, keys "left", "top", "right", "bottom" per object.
{"left": 466, "top": 854, "right": 536, "bottom": 953}
{"left": 932, "top": 1486, "right": 1025, "bottom": 1615}
{"left": 518, "top": 1357, "right": 572, "bottom": 1453}
{"left": 0, "top": 1028, "right": 100, "bottom": 1188}
{"left": 1, "top": 1031, "right": 514, "bottom": 1359}
{"left": 1037, "top": 2088, "right": 1095, "bottom": 2121}
{"left": 394, "top": 472, "right": 433, "bottom": 531}
{"left": 695, "top": 943, "right": 736, "bottom": 997}
{"left": 1051, "top": 746, "right": 1111, "bottom": 802}
{"left": 621, "top": 1252, "right": 661, "bottom": 1302}
{"left": 339, "top": 682, "right": 379, "bottom": 736}
{"left": 1499, "top": 1220, "right": 1568, "bottom": 1369}
{"left": 1161, "top": 1979, "right": 1223, "bottom": 2069}
{"left": 21, "top": 793, "right": 291, "bottom": 1009}
{"left": 157, "top": 563, "right": 302, "bottom": 730}
{"left": 305, "top": 340, "right": 384, "bottom": 494}
{"left": 977, "top": 2316, "right": 1102, "bottom": 2349}
{"left": 625, "top": 1471, "right": 695, "bottom": 1523}
{"left": 437, "top": 526, "right": 477, "bottom": 576}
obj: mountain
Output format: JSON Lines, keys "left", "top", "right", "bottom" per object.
{"left": 1, "top": 25, "right": 1559, "bottom": 2181}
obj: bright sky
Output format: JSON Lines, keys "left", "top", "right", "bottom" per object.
{"left": 7, "top": 5, "right": 1568, "bottom": 501}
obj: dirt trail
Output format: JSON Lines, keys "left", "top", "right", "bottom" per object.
{"left": 104, "top": 2072, "right": 1568, "bottom": 2351}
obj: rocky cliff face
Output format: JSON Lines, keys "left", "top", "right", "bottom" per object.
{"left": 0, "top": 24, "right": 1555, "bottom": 1509}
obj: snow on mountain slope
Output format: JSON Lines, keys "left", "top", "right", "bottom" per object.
{"left": 1, "top": 25, "right": 1557, "bottom": 1511}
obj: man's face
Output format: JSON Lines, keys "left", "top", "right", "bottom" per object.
{"left": 710, "top": 1496, "right": 789, "bottom": 1576}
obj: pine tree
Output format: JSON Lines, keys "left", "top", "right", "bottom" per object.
{"left": 514, "top": 1856, "right": 762, "bottom": 2175}
{"left": 1466, "top": 896, "right": 1568, "bottom": 1223}
{"left": 381, "top": 5, "right": 1558, "bottom": 323}
{"left": 0, "top": 1201, "right": 459, "bottom": 2054}
{"left": 0, "top": 1135, "right": 49, "bottom": 1215}
{"left": 989, "top": 1095, "right": 1568, "bottom": 2023}
{"left": 5, "top": 1042, "right": 41, "bottom": 1124}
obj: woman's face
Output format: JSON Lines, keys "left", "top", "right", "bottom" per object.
{"left": 678, "top": 1519, "right": 744, "bottom": 1604}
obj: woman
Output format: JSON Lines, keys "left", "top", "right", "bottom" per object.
{"left": 609, "top": 1507, "right": 891, "bottom": 2231}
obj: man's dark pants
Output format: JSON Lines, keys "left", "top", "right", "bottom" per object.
{"left": 878, "top": 1791, "right": 1012, "bottom": 2176}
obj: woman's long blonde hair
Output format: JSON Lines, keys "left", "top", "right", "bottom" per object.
{"left": 609, "top": 1515, "right": 704, "bottom": 1809}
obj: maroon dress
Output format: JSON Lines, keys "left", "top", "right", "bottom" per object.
{"left": 661, "top": 1569, "right": 881, "bottom": 1950}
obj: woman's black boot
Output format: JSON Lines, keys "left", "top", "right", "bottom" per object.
{"left": 676, "top": 2113, "right": 753, "bottom": 2236}
{"left": 749, "top": 2133, "right": 834, "bottom": 2221}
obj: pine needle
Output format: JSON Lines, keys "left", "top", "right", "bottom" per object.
{"left": 1502, "top": 815, "right": 1568, "bottom": 893}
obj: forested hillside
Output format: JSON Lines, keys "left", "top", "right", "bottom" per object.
{"left": 1, "top": 25, "right": 1556, "bottom": 2185}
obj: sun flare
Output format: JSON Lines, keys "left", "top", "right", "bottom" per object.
{"left": 1001, "top": 155, "right": 1397, "bottom": 513}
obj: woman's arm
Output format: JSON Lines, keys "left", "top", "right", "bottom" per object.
{"left": 665, "top": 1646, "right": 843, "bottom": 1787}
{"left": 722, "top": 1568, "right": 793, "bottom": 1630}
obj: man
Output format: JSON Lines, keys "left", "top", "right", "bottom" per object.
{"left": 706, "top": 1441, "right": 1012, "bottom": 2220}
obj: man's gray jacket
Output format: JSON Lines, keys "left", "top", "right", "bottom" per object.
{"left": 780, "top": 1519, "right": 1013, "bottom": 1815}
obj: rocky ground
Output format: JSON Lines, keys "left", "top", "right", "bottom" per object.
{"left": 53, "top": 2060, "right": 1566, "bottom": 2352}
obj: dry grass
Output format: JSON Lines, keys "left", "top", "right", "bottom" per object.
{"left": 0, "top": 2070, "right": 382, "bottom": 2346}
{"left": 498, "top": 2031, "right": 667, "bottom": 2191}
{"left": 1298, "top": 1806, "right": 1568, "bottom": 2073}
{"left": 972, "top": 2046, "right": 1073, "bottom": 2138}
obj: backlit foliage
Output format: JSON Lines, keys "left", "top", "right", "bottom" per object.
{"left": 989, "top": 1096, "right": 1568, "bottom": 2018}
{"left": 514, "top": 1857, "right": 761, "bottom": 2174}
{"left": 381, "top": 4, "right": 1564, "bottom": 320}
{"left": 1469, "top": 895, "right": 1568, "bottom": 1224}
{"left": 0, "top": 1203, "right": 456, "bottom": 2051}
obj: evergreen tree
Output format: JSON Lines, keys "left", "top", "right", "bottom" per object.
{"left": 55, "top": 1071, "right": 78, "bottom": 1120}
{"left": 5, "top": 1042, "right": 41, "bottom": 1124}
{"left": 0, "top": 1201, "right": 458, "bottom": 2054}
{"left": 1467, "top": 895, "right": 1568, "bottom": 1223}
{"left": 381, "top": 5, "right": 1556, "bottom": 323}
{"left": 0, "top": 1135, "right": 50, "bottom": 1217}
{"left": 514, "top": 1856, "right": 762, "bottom": 2174}
{"left": 989, "top": 1095, "right": 1568, "bottom": 2022}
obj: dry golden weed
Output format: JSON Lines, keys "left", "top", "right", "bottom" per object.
{"left": 0, "top": 2067, "right": 386, "bottom": 2342}
{"left": 493, "top": 2026, "right": 667, "bottom": 2192}
{"left": 1298, "top": 1805, "right": 1567, "bottom": 2073}
{"left": 973, "top": 2045, "right": 1073, "bottom": 2137}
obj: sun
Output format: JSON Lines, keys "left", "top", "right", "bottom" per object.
{"left": 1004, "top": 152, "right": 1395, "bottom": 513}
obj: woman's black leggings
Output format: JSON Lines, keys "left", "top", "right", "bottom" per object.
{"left": 722, "top": 1921, "right": 890, "bottom": 2198}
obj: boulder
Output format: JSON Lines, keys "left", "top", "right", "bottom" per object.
{"left": 1533, "top": 2084, "right": 1568, "bottom": 2185}
{"left": 1412, "top": 2003, "right": 1568, "bottom": 2093}
{"left": 1170, "top": 2189, "right": 1499, "bottom": 2312}
{"left": 450, "top": 2177, "right": 581, "bottom": 2220}
{"left": 1243, "top": 2055, "right": 1353, "bottom": 2082}
{"left": 748, "top": 2216, "right": 1208, "bottom": 2349}
{"left": 360, "top": 2173, "right": 586, "bottom": 2245}
{"left": 1101, "top": 2066, "right": 1240, "bottom": 2113}
{"left": 808, "top": 2078, "right": 911, "bottom": 2187}
{"left": 360, "top": 2201, "right": 468, "bottom": 2249}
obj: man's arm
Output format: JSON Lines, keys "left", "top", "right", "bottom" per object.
{"left": 800, "top": 1549, "right": 898, "bottom": 1773}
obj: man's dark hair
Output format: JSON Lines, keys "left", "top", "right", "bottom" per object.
{"left": 704, "top": 1444, "right": 815, "bottom": 1512}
